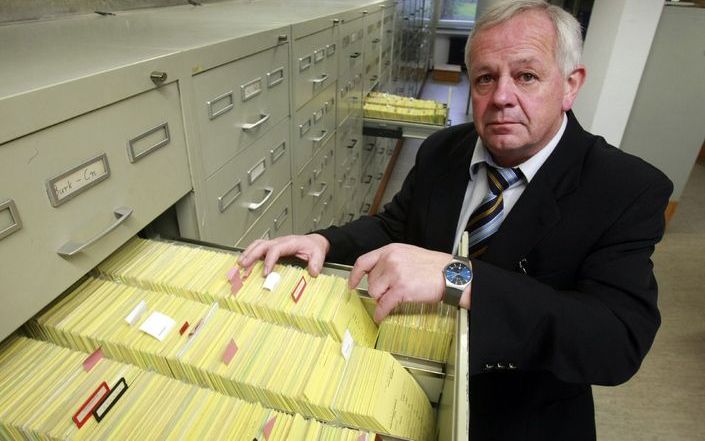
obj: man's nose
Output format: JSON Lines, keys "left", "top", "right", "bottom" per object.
{"left": 491, "top": 76, "right": 517, "bottom": 107}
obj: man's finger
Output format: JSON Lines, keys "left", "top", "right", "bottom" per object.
{"left": 374, "top": 289, "right": 403, "bottom": 323}
{"left": 348, "top": 248, "right": 383, "bottom": 289}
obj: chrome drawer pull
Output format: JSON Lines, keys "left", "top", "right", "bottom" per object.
{"left": 273, "top": 207, "right": 288, "bottom": 231}
{"left": 308, "top": 182, "right": 328, "bottom": 198}
{"left": 372, "top": 38, "right": 381, "bottom": 44}
{"left": 241, "top": 113, "right": 271, "bottom": 132}
{"left": 310, "top": 130, "right": 327, "bottom": 144}
{"left": 270, "top": 141, "right": 287, "bottom": 164}
{"left": 247, "top": 187, "right": 274, "bottom": 211}
{"left": 0, "top": 199, "right": 22, "bottom": 241}
{"left": 363, "top": 174, "right": 373, "bottom": 184}
{"left": 347, "top": 139, "right": 358, "bottom": 149}
{"left": 311, "top": 74, "right": 329, "bottom": 86}
{"left": 267, "top": 67, "right": 285, "bottom": 88}
{"left": 207, "top": 91, "right": 234, "bottom": 120}
{"left": 218, "top": 180, "right": 242, "bottom": 213}
{"left": 350, "top": 52, "right": 361, "bottom": 59}
{"left": 127, "top": 122, "right": 171, "bottom": 163}
{"left": 57, "top": 207, "right": 132, "bottom": 257}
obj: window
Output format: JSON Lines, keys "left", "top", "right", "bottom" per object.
{"left": 439, "top": 0, "right": 477, "bottom": 31}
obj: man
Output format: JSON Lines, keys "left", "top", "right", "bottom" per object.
{"left": 239, "top": 1, "right": 673, "bottom": 439}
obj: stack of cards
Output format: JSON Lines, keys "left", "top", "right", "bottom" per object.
{"left": 96, "top": 238, "right": 378, "bottom": 348}
{"left": 26, "top": 277, "right": 434, "bottom": 441}
{"left": 0, "top": 337, "right": 377, "bottom": 440}
{"left": 376, "top": 302, "right": 456, "bottom": 362}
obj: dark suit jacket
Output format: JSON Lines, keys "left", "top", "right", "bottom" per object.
{"left": 317, "top": 113, "right": 673, "bottom": 440}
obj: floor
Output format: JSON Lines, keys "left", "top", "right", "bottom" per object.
{"left": 381, "top": 74, "right": 705, "bottom": 440}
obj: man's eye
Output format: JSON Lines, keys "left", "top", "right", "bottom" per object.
{"left": 519, "top": 72, "right": 537, "bottom": 82}
{"left": 476, "top": 74, "right": 493, "bottom": 84}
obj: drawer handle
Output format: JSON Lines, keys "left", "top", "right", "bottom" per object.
{"left": 267, "top": 67, "right": 285, "bottom": 88}
{"left": 218, "top": 180, "right": 242, "bottom": 213}
{"left": 308, "top": 182, "right": 328, "bottom": 199}
{"left": 372, "top": 38, "right": 381, "bottom": 44}
{"left": 270, "top": 141, "right": 287, "bottom": 164}
{"left": 247, "top": 187, "right": 274, "bottom": 211}
{"left": 207, "top": 91, "right": 234, "bottom": 120}
{"left": 311, "top": 74, "right": 329, "bottom": 85}
{"left": 57, "top": 207, "right": 132, "bottom": 257}
{"left": 364, "top": 143, "right": 375, "bottom": 152}
{"left": 350, "top": 52, "right": 361, "bottom": 59}
{"left": 241, "top": 113, "right": 271, "bottom": 132}
{"left": 310, "top": 130, "right": 327, "bottom": 144}
{"left": 273, "top": 207, "right": 288, "bottom": 231}
{"left": 347, "top": 139, "right": 358, "bottom": 149}
{"left": 363, "top": 174, "right": 373, "bottom": 184}
{"left": 127, "top": 122, "right": 171, "bottom": 163}
{"left": 0, "top": 199, "right": 22, "bottom": 241}
{"left": 361, "top": 203, "right": 371, "bottom": 213}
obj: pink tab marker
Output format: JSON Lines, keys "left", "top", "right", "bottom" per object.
{"left": 227, "top": 267, "right": 243, "bottom": 296}
{"left": 82, "top": 348, "right": 103, "bottom": 372}
{"left": 358, "top": 435, "right": 368, "bottom": 441}
{"left": 263, "top": 416, "right": 277, "bottom": 440}
{"left": 222, "top": 338, "right": 238, "bottom": 365}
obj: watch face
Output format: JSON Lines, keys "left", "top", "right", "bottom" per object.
{"left": 445, "top": 262, "right": 472, "bottom": 285}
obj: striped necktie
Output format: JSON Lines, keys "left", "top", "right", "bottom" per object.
{"left": 466, "top": 165, "right": 524, "bottom": 258}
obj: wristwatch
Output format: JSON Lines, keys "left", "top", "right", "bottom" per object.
{"left": 442, "top": 256, "right": 472, "bottom": 307}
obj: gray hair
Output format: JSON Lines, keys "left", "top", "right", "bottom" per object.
{"left": 465, "top": 0, "right": 583, "bottom": 77}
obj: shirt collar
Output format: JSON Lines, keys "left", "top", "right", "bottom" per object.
{"left": 469, "top": 113, "right": 568, "bottom": 183}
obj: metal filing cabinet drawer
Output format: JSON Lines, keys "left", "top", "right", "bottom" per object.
{"left": 339, "top": 18, "right": 365, "bottom": 85}
{"left": 292, "top": 83, "right": 337, "bottom": 176}
{"left": 0, "top": 83, "right": 190, "bottom": 340}
{"left": 364, "top": 9, "right": 383, "bottom": 94}
{"left": 235, "top": 185, "right": 293, "bottom": 248}
{"left": 292, "top": 135, "right": 335, "bottom": 234}
{"left": 192, "top": 43, "right": 289, "bottom": 178}
{"left": 293, "top": 27, "right": 338, "bottom": 111}
{"left": 202, "top": 117, "right": 291, "bottom": 245}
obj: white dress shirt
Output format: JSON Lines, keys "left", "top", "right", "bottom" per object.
{"left": 452, "top": 113, "right": 568, "bottom": 255}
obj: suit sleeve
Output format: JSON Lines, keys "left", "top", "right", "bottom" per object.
{"left": 314, "top": 153, "right": 419, "bottom": 265}
{"left": 469, "top": 174, "right": 673, "bottom": 386}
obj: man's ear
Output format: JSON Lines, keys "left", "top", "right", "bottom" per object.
{"left": 562, "top": 65, "right": 586, "bottom": 111}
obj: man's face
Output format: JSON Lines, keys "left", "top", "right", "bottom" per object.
{"left": 469, "top": 10, "right": 582, "bottom": 167}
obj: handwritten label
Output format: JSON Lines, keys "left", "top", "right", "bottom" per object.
{"left": 139, "top": 312, "right": 175, "bottom": 341}
{"left": 47, "top": 154, "right": 110, "bottom": 206}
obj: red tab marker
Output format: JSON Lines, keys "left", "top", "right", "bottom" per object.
{"left": 263, "top": 416, "right": 277, "bottom": 440}
{"left": 179, "top": 321, "right": 190, "bottom": 335}
{"left": 291, "top": 276, "right": 307, "bottom": 303}
{"left": 73, "top": 381, "right": 109, "bottom": 429}
{"left": 222, "top": 338, "right": 238, "bottom": 365}
{"left": 83, "top": 348, "right": 103, "bottom": 372}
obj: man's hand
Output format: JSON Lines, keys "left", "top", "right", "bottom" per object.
{"left": 348, "top": 243, "right": 452, "bottom": 322}
{"left": 238, "top": 234, "right": 330, "bottom": 277}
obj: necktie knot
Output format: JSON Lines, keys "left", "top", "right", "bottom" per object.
{"left": 486, "top": 165, "right": 523, "bottom": 195}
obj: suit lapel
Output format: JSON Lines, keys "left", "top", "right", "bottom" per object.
{"left": 425, "top": 128, "right": 478, "bottom": 252}
{"left": 481, "top": 112, "right": 592, "bottom": 269}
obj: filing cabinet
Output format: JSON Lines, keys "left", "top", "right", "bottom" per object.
{"left": 292, "top": 82, "right": 338, "bottom": 176}
{"left": 292, "top": 134, "right": 336, "bottom": 234}
{"left": 363, "top": 8, "right": 384, "bottom": 95}
{"left": 292, "top": 26, "right": 339, "bottom": 111}
{"left": 235, "top": 184, "right": 293, "bottom": 247}
{"left": 201, "top": 117, "right": 292, "bottom": 245}
{"left": 191, "top": 44, "right": 290, "bottom": 179}
{"left": 0, "top": 83, "right": 191, "bottom": 340}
